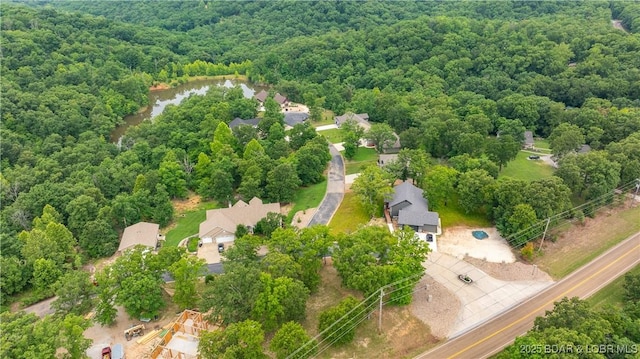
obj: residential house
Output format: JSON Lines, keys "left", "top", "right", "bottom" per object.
{"left": 274, "top": 93, "right": 289, "bottom": 108}
{"left": 524, "top": 131, "right": 534, "bottom": 149}
{"left": 254, "top": 90, "right": 268, "bottom": 103}
{"left": 198, "top": 197, "right": 280, "bottom": 245}
{"left": 378, "top": 154, "right": 399, "bottom": 167}
{"left": 284, "top": 112, "right": 309, "bottom": 128}
{"left": 385, "top": 182, "right": 440, "bottom": 234}
{"left": 578, "top": 144, "right": 591, "bottom": 154}
{"left": 229, "top": 117, "right": 261, "bottom": 129}
{"left": 334, "top": 112, "right": 371, "bottom": 131}
{"left": 118, "top": 222, "right": 160, "bottom": 252}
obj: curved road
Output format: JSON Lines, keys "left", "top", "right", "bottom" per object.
{"left": 416, "top": 231, "right": 640, "bottom": 359}
{"left": 308, "top": 145, "right": 345, "bottom": 226}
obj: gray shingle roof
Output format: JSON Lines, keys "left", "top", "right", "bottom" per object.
{"left": 398, "top": 210, "right": 440, "bottom": 227}
{"left": 274, "top": 93, "right": 288, "bottom": 105}
{"left": 254, "top": 90, "right": 268, "bottom": 102}
{"left": 388, "top": 182, "right": 428, "bottom": 211}
{"left": 229, "top": 117, "right": 261, "bottom": 128}
{"left": 284, "top": 112, "right": 309, "bottom": 127}
{"left": 118, "top": 222, "right": 159, "bottom": 252}
{"left": 524, "top": 131, "right": 534, "bottom": 145}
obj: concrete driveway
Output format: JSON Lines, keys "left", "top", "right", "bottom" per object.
{"left": 308, "top": 145, "right": 345, "bottom": 226}
{"left": 426, "top": 252, "right": 554, "bottom": 337}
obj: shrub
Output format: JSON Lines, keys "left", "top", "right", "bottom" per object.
{"left": 520, "top": 242, "right": 535, "bottom": 262}
{"left": 318, "top": 296, "right": 362, "bottom": 345}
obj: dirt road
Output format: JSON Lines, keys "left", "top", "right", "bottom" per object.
{"left": 415, "top": 231, "right": 640, "bottom": 359}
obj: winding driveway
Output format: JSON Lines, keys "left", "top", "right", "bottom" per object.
{"left": 308, "top": 144, "right": 345, "bottom": 226}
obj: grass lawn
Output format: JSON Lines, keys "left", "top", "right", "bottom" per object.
{"left": 287, "top": 180, "right": 328, "bottom": 221}
{"left": 437, "top": 193, "right": 492, "bottom": 228}
{"left": 318, "top": 128, "right": 343, "bottom": 144}
{"left": 587, "top": 264, "right": 639, "bottom": 310}
{"left": 311, "top": 109, "right": 336, "bottom": 127}
{"left": 164, "top": 200, "right": 219, "bottom": 247}
{"left": 533, "top": 138, "right": 551, "bottom": 149}
{"left": 499, "top": 151, "right": 554, "bottom": 181}
{"left": 328, "top": 192, "right": 370, "bottom": 234}
{"left": 535, "top": 204, "right": 640, "bottom": 279}
{"left": 343, "top": 148, "right": 378, "bottom": 175}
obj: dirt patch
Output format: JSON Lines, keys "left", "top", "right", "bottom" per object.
{"left": 464, "top": 256, "right": 553, "bottom": 282}
{"left": 172, "top": 194, "right": 203, "bottom": 213}
{"left": 410, "top": 275, "right": 460, "bottom": 340}
{"left": 534, "top": 200, "right": 640, "bottom": 278}
{"left": 438, "top": 226, "right": 516, "bottom": 263}
{"left": 150, "top": 83, "right": 171, "bottom": 91}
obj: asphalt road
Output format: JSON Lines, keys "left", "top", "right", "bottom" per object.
{"left": 416, "top": 231, "right": 640, "bottom": 359}
{"left": 308, "top": 145, "right": 345, "bottom": 226}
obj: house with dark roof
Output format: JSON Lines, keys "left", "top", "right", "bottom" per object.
{"left": 524, "top": 131, "right": 534, "bottom": 149}
{"left": 284, "top": 112, "right": 309, "bottom": 128}
{"left": 229, "top": 117, "right": 261, "bottom": 129}
{"left": 254, "top": 90, "right": 268, "bottom": 103}
{"left": 274, "top": 93, "right": 288, "bottom": 107}
{"left": 118, "top": 222, "right": 160, "bottom": 253}
{"left": 385, "top": 182, "right": 440, "bottom": 234}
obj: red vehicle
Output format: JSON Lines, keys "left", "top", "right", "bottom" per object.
{"left": 101, "top": 347, "right": 111, "bottom": 359}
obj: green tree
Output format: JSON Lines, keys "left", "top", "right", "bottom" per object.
{"left": 318, "top": 296, "right": 362, "bottom": 345}
{"left": 266, "top": 162, "right": 301, "bottom": 203}
{"left": 422, "top": 165, "right": 458, "bottom": 209}
{"left": 255, "top": 212, "right": 286, "bottom": 238}
{"left": 351, "top": 165, "right": 393, "bottom": 217}
{"left": 289, "top": 122, "right": 318, "bottom": 150}
{"left": 117, "top": 272, "right": 165, "bottom": 319}
{"left": 259, "top": 97, "right": 285, "bottom": 135}
{"left": 94, "top": 270, "right": 118, "bottom": 326}
{"left": 486, "top": 134, "right": 520, "bottom": 171}
{"left": 294, "top": 140, "right": 331, "bottom": 185}
{"left": 79, "top": 219, "right": 118, "bottom": 258}
{"left": 52, "top": 270, "right": 95, "bottom": 317}
{"left": 366, "top": 123, "right": 397, "bottom": 153}
{"left": 65, "top": 194, "right": 99, "bottom": 236}
{"left": 31, "top": 258, "right": 62, "bottom": 292}
{"left": 549, "top": 123, "right": 585, "bottom": 158}
{"left": 502, "top": 203, "right": 538, "bottom": 238}
{"left": 199, "top": 320, "right": 266, "bottom": 359}
{"left": 169, "top": 256, "right": 206, "bottom": 310}
{"left": 456, "top": 169, "right": 496, "bottom": 214}
{"left": 555, "top": 151, "right": 621, "bottom": 200}
{"left": 238, "top": 164, "right": 264, "bottom": 200}
{"left": 211, "top": 166, "right": 234, "bottom": 205}
{"left": 270, "top": 321, "right": 315, "bottom": 359}
{"left": 158, "top": 150, "right": 187, "bottom": 198}
{"left": 251, "top": 273, "right": 309, "bottom": 332}
{"left": 59, "top": 314, "right": 93, "bottom": 359}
{"left": 0, "top": 256, "right": 29, "bottom": 297}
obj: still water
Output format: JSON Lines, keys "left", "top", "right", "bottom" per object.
{"left": 110, "top": 79, "right": 261, "bottom": 143}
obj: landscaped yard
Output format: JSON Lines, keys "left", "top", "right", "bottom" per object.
{"left": 318, "top": 128, "right": 343, "bottom": 144}
{"left": 343, "top": 148, "right": 378, "bottom": 175}
{"left": 499, "top": 151, "right": 554, "bottom": 181}
{"left": 535, "top": 204, "right": 640, "bottom": 279}
{"left": 587, "top": 264, "right": 639, "bottom": 310}
{"left": 437, "top": 193, "right": 492, "bottom": 228}
{"left": 533, "top": 138, "right": 551, "bottom": 150}
{"left": 287, "top": 180, "right": 328, "bottom": 221}
{"left": 164, "top": 200, "right": 220, "bottom": 247}
{"left": 328, "top": 192, "right": 370, "bottom": 234}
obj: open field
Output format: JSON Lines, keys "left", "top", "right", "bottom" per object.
{"left": 287, "top": 180, "right": 327, "bottom": 221}
{"left": 302, "top": 261, "right": 438, "bottom": 359}
{"left": 319, "top": 128, "right": 343, "bottom": 144}
{"left": 500, "top": 151, "right": 554, "bottom": 181}
{"left": 587, "top": 264, "right": 639, "bottom": 310}
{"left": 343, "top": 148, "right": 378, "bottom": 175}
{"left": 328, "top": 192, "right": 370, "bottom": 234}
{"left": 534, "top": 202, "right": 640, "bottom": 279}
{"left": 437, "top": 194, "right": 492, "bottom": 228}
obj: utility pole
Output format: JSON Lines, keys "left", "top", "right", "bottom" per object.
{"left": 378, "top": 288, "right": 384, "bottom": 334}
{"left": 538, "top": 217, "right": 551, "bottom": 251}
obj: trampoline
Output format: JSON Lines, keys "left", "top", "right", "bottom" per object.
{"left": 472, "top": 230, "right": 488, "bottom": 240}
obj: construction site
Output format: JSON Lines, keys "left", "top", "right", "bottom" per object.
{"left": 148, "top": 310, "right": 213, "bottom": 359}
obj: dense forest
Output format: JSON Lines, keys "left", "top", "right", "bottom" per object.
{"left": 2, "top": 1, "right": 640, "bottom": 357}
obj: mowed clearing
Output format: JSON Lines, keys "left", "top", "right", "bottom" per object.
{"left": 535, "top": 201, "right": 640, "bottom": 279}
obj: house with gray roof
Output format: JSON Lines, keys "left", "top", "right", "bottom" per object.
{"left": 229, "top": 117, "right": 261, "bottom": 129}
{"left": 385, "top": 182, "right": 440, "bottom": 234}
{"left": 284, "top": 112, "right": 309, "bottom": 128}
{"left": 334, "top": 112, "right": 371, "bottom": 131}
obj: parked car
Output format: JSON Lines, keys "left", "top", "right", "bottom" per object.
{"left": 528, "top": 155, "right": 540, "bottom": 160}
{"left": 427, "top": 234, "right": 434, "bottom": 242}
{"left": 218, "top": 243, "right": 224, "bottom": 253}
